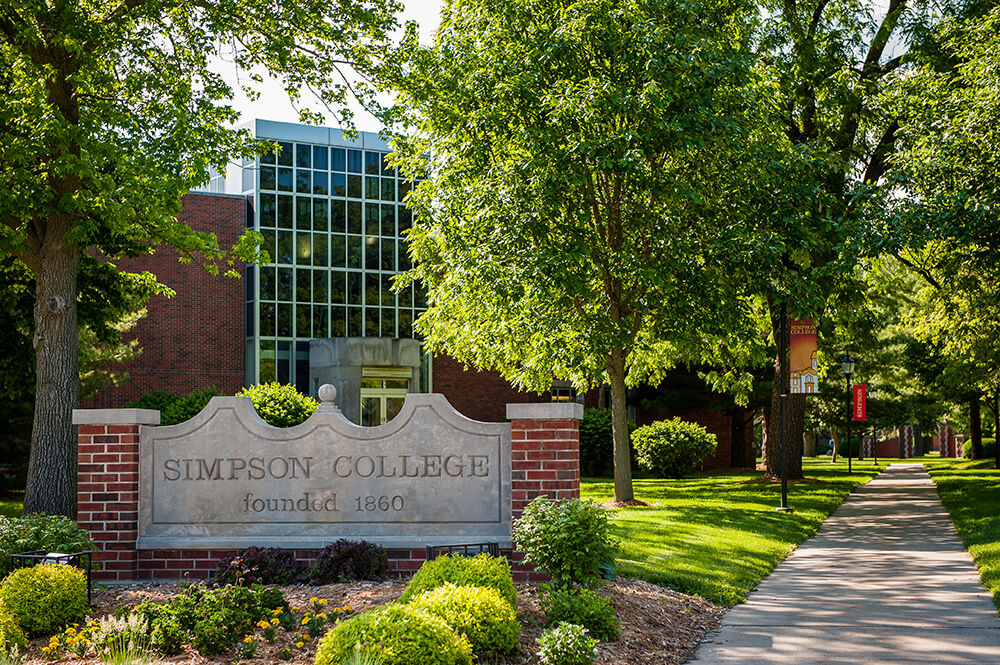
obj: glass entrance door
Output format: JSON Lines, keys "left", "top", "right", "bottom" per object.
{"left": 359, "top": 367, "right": 411, "bottom": 426}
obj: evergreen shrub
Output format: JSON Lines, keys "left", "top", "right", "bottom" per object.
{"left": 0, "top": 563, "right": 88, "bottom": 635}
{"left": 540, "top": 586, "right": 620, "bottom": 641}
{"left": 409, "top": 583, "right": 520, "bottom": 655}
{"left": 631, "top": 417, "right": 717, "bottom": 478}
{"left": 314, "top": 604, "right": 473, "bottom": 665}
{"left": 399, "top": 553, "right": 516, "bottom": 606}
{"left": 161, "top": 387, "right": 224, "bottom": 425}
{"left": 236, "top": 382, "right": 318, "bottom": 427}
{"left": 836, "top": 436, "right": 860, "bottom": 457}
{"left": 0, "top": 600, "right": 27, "bottom": 654}
{"left": 962, "top": 438, "right": 997, "bottom": 459}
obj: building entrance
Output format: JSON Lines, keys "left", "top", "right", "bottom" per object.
{"left": 360, "top": 366, "right": 411, "bottom": 426}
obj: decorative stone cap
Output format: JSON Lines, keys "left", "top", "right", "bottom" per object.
{"left": 506, "top": 402, "right": 584, "bottom": 421}
{"left": 72, "top": 409, "right": 161, "bottom": 426}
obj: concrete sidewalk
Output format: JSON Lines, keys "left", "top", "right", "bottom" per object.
{"left": 690, "top": 463, "right": 1000, "bottom": 664}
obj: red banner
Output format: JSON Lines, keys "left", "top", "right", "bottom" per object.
{"left": 853, "top": 384, "right": 867, "bottom": 421}
{"left": 789, "top": 318, "right": 819, "bottom": 394}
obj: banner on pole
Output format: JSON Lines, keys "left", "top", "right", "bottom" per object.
{"left": 853, "top": 384, "right": 867, "bottom": 421}
{"left": 789, "top": 318, "right": 819, "bottom": 394}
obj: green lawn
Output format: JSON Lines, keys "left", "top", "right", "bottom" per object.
{"left": 582, "top": 458, "right": 891, "bottom": 606}
{"left": 0, "top": 492, "right": 24, "bottom": 518}
{"left": 924, "top": 458, "right": 1000, "bottom": 610}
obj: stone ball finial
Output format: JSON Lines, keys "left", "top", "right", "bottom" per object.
{"left": 318, "top": 383, "right": 337, "bottom": 404}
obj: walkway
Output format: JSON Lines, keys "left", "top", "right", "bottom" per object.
{"left": 690, "top": 463, "right": 1000, "bottom": 664}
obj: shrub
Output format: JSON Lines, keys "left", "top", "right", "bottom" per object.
{"left": 236, "top": 383, "right": 318, "bottom": 427}
{"left": 314, "top": 604, "right": 473, "bottom": 665}
{"left": 0, "top": 513, "right": 98, "bottom": 576}
{"left": 0, "top": 601, "right": 27, "bottom": 654}
{"left": 837, "top": 436, "right": 860, "bottom": 457}
{"left": 409, "top": 583, "right": 520, "bottom": 655}
{"left": 512, "top": 497, "right": 617, "bottom": 588}
{"left": 214, "top": 547, "right": 306, "bottom": 586}
{"left": 125, "top": 390, "right": 180, "bottom": 414}
{"left": 579, "top": 410, "right": 635, "bottom": 476}
{"left": 399, "top": 553, "right": 516, "bottom": 606}
{"left": 307, "top": 539, "right": 388, "bottom": 584}
{"left": 161, "top": 386, "right": 224, "bottom": 425}
{"left": 537, "top": 622, "right": 598, "bottom": 665}
{"left": 631, "top": 417, "right": 717, "bottom": 479}
{"left": 0, "top": 563, "right": 88, "bottom": 635}
{"left": 963, "top": 438, "right": 997, "bottom": 459}
{"left": 540, "top": 587, "right": 620, "bottom": 641}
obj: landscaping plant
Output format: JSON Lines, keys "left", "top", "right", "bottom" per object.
{"left": 0, "top": 514, "right": 97, "bottom": 576}
{"left": 513, "top": 497, "right": 618, "bottom": 588}
{"left": 314, "top": 604, "right": 473, "bottom": 665}
{"left": 215, "top": 546, "right": 307, "bottom": 585}
{"left": 409, "top": 583, "right": 520, "bottom": 655}
{"left": 307, "top": 539, "right": 388, "bottom": 583}
{"left": 160, "top": 387, "right": 224, "bottom": 425}
{"left": 539, "top": 587, "right": 620, "bottom": 641}
{"left": 537, "top": 622, "right": 598, "bottom": 665}
{"left": 0, "top": 601, "right": 26, "bottom": 655}
{"left": 236, "top": 383, "right": 318, "bottom": 427}
{"left": 0, "top": 563, "right": 88, "bottom": 636}
{"left": 399, "top": 553, "right": 516, "bottom": 606}
{"left": 630, "top": 417, "right": 717, "bottom": 479}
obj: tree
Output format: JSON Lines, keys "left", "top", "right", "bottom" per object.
{"left": 392, "top": 0, "right": 763, "bottom": 502}
{"left": 0, "top": 0, "right": 401, "bottom": 516}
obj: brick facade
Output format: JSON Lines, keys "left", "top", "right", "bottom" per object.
{"left": 73, "top": 403, "right": 579, "bottom": 583}
{"left": 84, "top": 193, "right": 247, "bottom": 408}
{"left": 431, "top": 354, "right": 546, "bottom": 423}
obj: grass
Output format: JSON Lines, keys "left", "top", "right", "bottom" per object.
{"left": 0, "top": 492, "right": 24, "bottom": 518}
{"left": 924, "top": 458, "right": 1000, "bottom": 611}
{"left": 581, "top": 458, "right": 894, "bottom": 606}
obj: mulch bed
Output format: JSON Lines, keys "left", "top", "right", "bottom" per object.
{"left": 23, "top": 577, "right": 723, "bottom": 665}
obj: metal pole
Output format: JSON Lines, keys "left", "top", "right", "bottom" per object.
{"left": 778, "top": 303, "right": 791, "bottom": 512}
{"left": 873, "top": 425, "right": 878, "bottom": 466}
{"left": 847, "top": 376, "right": 853, "bottom": 473}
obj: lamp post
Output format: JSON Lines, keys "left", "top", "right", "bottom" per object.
{"left": 870, "top": 388, "right": 878, "bottom": 466}
{"left": 842, "top": 353, "right": 855, "bottom": 473}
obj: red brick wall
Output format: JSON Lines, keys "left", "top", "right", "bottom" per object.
{"left": 432, "top": 354, "right": 546, "bottom": 422}
{"left": 84, "top": 193, "right": 247, "bottom": 408}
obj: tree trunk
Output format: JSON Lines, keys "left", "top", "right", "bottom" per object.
{"left": 830, "top": 425, "right": 840, "bottom": 462}
{"left": 970, "top": 395, "right": 983, "bottom": 460}
{"left": 22, "top": 225, "right": 80, "bottom": 518}
{"left": 607, "top": 348, "right": 634, "bottom": 503}
{"left": 763, "top": 301, "right": 804, "bottom": 480}
{"left": 993, "top": 393, "right": 999, "bottom": 469}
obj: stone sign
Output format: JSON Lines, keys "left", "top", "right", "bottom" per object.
{"left": 138, "top": 387, "right": 511, "bottom": 549}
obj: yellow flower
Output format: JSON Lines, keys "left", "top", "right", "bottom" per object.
{"left": 65, "top": 627, "right": 77, "bottom": 635}
{"left": 244, "top": 636, "right": 254, "bottom": 643}
{"left": 343, "top": 605, "right": 351, "bottom": 612}
{"left": 308, "top": 596, "right": 318, "bottom": 604}
{"left": 42, "top": 647, "right": 51, "bottom": 654}
{"left": 257, "top": 620, "right": 269, "bottom": 629}
{"left": 317, "top": 599, "right": 327, "bottom": 606}
{"left": 295, "top": 642, "right": 304, "bottom": 649}
{"left": 271, "top": 608, "right": 283, "bottom": 616}
{"left": 270, "top": 618, "right": 280, "bottom": 625}
{"left": 316, "top": 613, "right": 327, "bottom": 619}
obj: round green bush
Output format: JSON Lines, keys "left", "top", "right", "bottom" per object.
{"left": 161, "top": 386, "right": 223, "bottom": 425}
{"left": 399, "top": 554, "right": 516, "bottom": 607}
{"left": 409, "top": 583, "right": 520, "bottom": 655}
{"left": 631, "top": 417, "right": 718, "bottom": 479}
{"left": 314, "top": 604, "right": 473, "bottom": 665}
{"left": 836, "top": 435, "right": 860, "bottom": 457}
{"left": 0, "top": 600, "right": 27, "bottom": 654}
{"left": 537, "top": 622, "right": 597, "bottom": 665}
{"left": 236, "top": 382, "right": 318, "bottom": 427}
{"left": 962, "top": 437, "right": 996, "bottom": 459}
{"left": 0, "top": 513, "right": 98, "bottom": 576}
{"left": 540, "top": 587, "right": 620, "bottom": 641}
{"left": 0, "top": 563, "right": 89, "bottom": 635}
{"left": 125, "top": 389, "right": 180, "bottom": 414}
{"left": 579, "top": 410, "right": 636, "bottom": 477}
{"left": 513, "top": 497, "right": 617, "bottom": 588}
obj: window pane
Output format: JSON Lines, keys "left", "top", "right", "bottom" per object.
{"left": 398, "top": 240, "right": 411, "bottom": 271}
{"left": 381, "top": 307, "right": 396, "bottom": 338}
{"left": 296, "top": 143, "right": 311, "bottom": 168}
{"left": 381, "top": 178, "right": 394, "bottom": 202}
{"left": 415, "top": 287, "right": 427, "bottom": 308}
{"left": 365, "top": 203, "right": 379, "bottom": 235}
{"left": 381, "top": 205, "right": 395, "bottom": 237}
{"left": 313, "top": 233, "right": 328, "bottom": 267}
{"left": 296, "top": 342, "right": 310, "bottom": 393}
{"left": 260, "top": 303, "right": 276, "bottom": 336}
{"left": 277, "top": 141, "right": 293, "bottom": 166}
{"left": 296, "top": 304, "right": 310, "bottom": 338}
{"left": 380, "top": 273, "right": 395, "bottom": 307}
{"left": 348, "top": 236, "right": 362, "bottom": 268}
{"left": 313, "top": 305, "right": 328, "bottom": 338}
{"left": 331, "top": 199, "right": 346, "bottom": 233}
{"left": 313, "top": 270, "right": 328, "bottom": 302}
{"left": 348, "top": 174, "right": 362, "bottom": 198}
{"left": 348, "top": 272, "right": 362, "bottom": 305}
{"left": 313, "top": 145, "right": 328, "bottom": 170}
{"left": 365, "top": 151, "right": 380, "bottom": 175}
{"left": 297, "top": 268, "right": 311, "bottom": 301}
{"left": 312, "top": 171, "right": 328, "bottom": 196}
{"left": 365, "top": 308, "right": 379, "bottom": 336}
{"left": 259, "top": 266, "right": 275, "bottom": 300}
{"left": 331, "top": 173, "right": 346, "bottom": 197}
{"left": 331, "top": 148, "right": 345, "bottom": 171}
{"left": 347, "top": 306, "right": 362, "bottom": 336}
{"left": 296, "top": 169, "right": 310, "bottom": 193}
{"left": 262, "top": 149, "right": 276, "bottom": 166}
{"left": 331, "top": 306, "right": 346, "bottom": 336}
{"left": 277, "top": 231, "right": 293, "bottom": 264}
{"left": 365, "top": 236, "right": 378, "bottom": 270}
{"left": 296, "top": 197, "right": 311, "bottom": 230}
{"left": 259, "top": 340, "right": 276, "bottom": 382}
{"left": 366, "top": 273, "right": 379, "bottom": 307}
{"left": 331, "top": 234, "right": 346, "bottom": 268}
{"left": 260, "top": 166, "right": 276, "bottom": 191}
{"left": 277, "top": 267, "right": 293, "bottom": 301}
{"left": 365, "top": 176, "right": 379, "bottom": 200}
{"left": 348, "top": 201, "right": 362, "bottom": 234}
{"left": 347, "top": 149, "right": 362, "bottom": 173}
{"left": 313, "top": 199, "right": 329, "bottom": 233}
{"left": 277, "top": 304, "right": 292, "bottom": 337}
{"left": 277, "top": 167, "right": 293, "bottom": 191}
{"left": 277, "top": 195, "right": 293, "bottom": 228}
{"left": 297, "top": 232, "right": 311, "bottom": 265}
{"left": 259, "top": 194, "right": 276, "bottom": 226}
{"left": 261, "top": 230, "right": 276, "bottom": 264}
{"left": 399, "top": 207, "right": 412, "bottom": 234}
{"left": 330, "top": 272, "right": 345, "bottom": 303}
{"left": 399, "top": 283, "right": 412, "bottom": 307}
{"left": 399, "top": 310, "right": 412, "bottom": 337}
{"left": 398, "top": 179, "right": 411, "bottom": 202}
{"left": 277, "top": 340, "right": 291, "bottom": 383}
{"left": 381, "top": 239, "right": 395, "bottom": 271}
{"left": 381, "top": 153, "right": 395, "bottom": 177}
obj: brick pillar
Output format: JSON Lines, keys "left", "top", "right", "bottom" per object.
{"left": 506, "top": 402, "right": 582, "bottom": 520}
{"left": 73, "top": 408, "right": 159, "bottom": 582}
